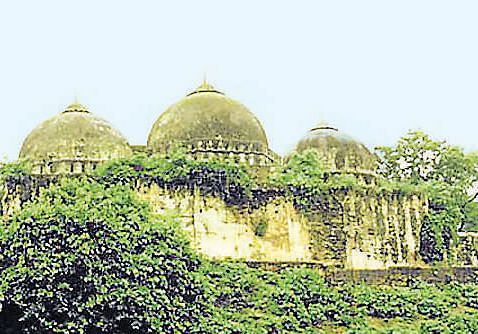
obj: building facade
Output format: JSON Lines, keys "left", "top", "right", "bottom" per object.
{"left": 9, "top": 80, "right": 474, "bottom": 269}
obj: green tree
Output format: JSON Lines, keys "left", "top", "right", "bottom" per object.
{"left": 376, "top": 131, "right": 478, "bottom": 188}
{"left": 268, "top": 149, "right": 328, "bottom": 190}
{"left": 0, "top": 177, "right": 207, "bottom": 333}
{"left": 375, "top": 131, "right": 478, "bottom": 262}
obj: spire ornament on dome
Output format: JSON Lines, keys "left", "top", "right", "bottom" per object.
{"left": 63, "top": 98, "right": 89, "bottom": 113}
{"left": 310, "top": 117, "right": 338, "bottom": 132}
{"left": 186, "top": 77, "right": 224, "bottom": 96}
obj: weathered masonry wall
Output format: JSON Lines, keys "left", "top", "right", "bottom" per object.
{"left": 6, "top": 176, "right": 478, "bottom": 270}
{"left": 137, "top": 184, "right": 311, "bottom": 263}
{"left": 323, "top": 267, "right": 478, "bottom": 285}
{"left": 138, "top": 184, "right": 427, "bottom": 269}
{"left": 242, "top": 263, "right": 478, "bottom": 285}
{"left": 303, "top": 190, "right": 426, "bottom": 269}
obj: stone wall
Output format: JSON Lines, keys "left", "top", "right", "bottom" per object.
{"left": 137, "top": 184, "right": 427, "bottom": 269}
{"left": 326, "top": 267, "right": 478, "bottom": 285}
{"left": 137, "top": 184, "right": 312, "bottom": 262}
{"left": 2, "top": 176, "right": 462, "bottom": 271}
{"left": 242, "top": 262, "right": 478, "bottom": 285}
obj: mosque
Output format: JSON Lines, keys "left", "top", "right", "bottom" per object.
{"left": 18, "top": 80, "right": 374, "bottom": 177}
{"left": 10, "top": 80, "right": 478, "bottom": 269}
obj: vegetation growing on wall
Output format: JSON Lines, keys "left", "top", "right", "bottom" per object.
{"left": 0, "top": 160, "right": 30, "bottom": 182}
{"left": 267, "top": 149, "right": 360, "bottom": 191}
{"left": 0, "top": 160, "right": 31, "bottom": 214}
{"left": 1, "top": 171, "right": 478, "bottom": 332}
{"left": 95, "top": 151, "right": 254, "bottom": 188}
{"left": 0, "top": 178, "right": 209, "bottom": 333}
{"left": 376, "top": 131, "right": 478, "bottom": 263}
{"left": 3, "top": 135, "right": 477, "bottom": 268}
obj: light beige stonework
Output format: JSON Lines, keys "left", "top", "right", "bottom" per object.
{"left": 1, "top": 180, "right": 448, "bottom": 270}
{"left": 137, "top": 184, "right": 427, "bottom": 269}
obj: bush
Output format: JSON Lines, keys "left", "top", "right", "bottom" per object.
{"left": 420, "top": 311, "right": 478, "bottom": 334}
{"left": 261, "top": 268, "right": 365, "bottom": 331}
{"left": 350, "top": 281, "right": 458, "bottom": 320}
{"left": 0, "top": 178, "right": 206, "bottom": 333}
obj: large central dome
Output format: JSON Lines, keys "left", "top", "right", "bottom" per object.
{"left": 147, "top": 81, "right": 269, "bottom": 152}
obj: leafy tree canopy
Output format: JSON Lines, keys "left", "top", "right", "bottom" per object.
{"left": 0, "top": 177, "right": 207, "bottom": 333}
{"left": 376, "top": 131, "right": 478, "bottom": 258}
{"left": 268, "top": 149, "right": 360, "bottom": 192}
{"left": 375, "top": 131, "right": 478, "bottom": 194}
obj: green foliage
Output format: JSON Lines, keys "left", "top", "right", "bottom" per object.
{"left": 456, "top": 283, "right": 478, "bottom": 309}
{"left": 198, "top": 262, "right": 277, "bottom": 333}
{"left": 376, "top": 131, "right": 478, "bottom": 186}
{"left": 268, "top": 149, "right": 329, "bottom": 190}
{"left": 349, "top": 280, "right": 459, "bottom": 320}
{"left": 0, "top": 160, "right": 30, "bottom": 182}
{"left": 463, "top": 202, "right": 478, "bottom": 232}
{"left": 199, "top": 264, "right": 368, "bottom": 333}
{"left": 327, "top": 173, "right": 359, "bottom": 190}
{"left": 1, "top": 174, "right": 478, "bottom": 333}
{"left": 376, "top": 178, "right": 427, "bottom": 195}
{"left": 197, "top": 263, "right": 478, "bottom": 333}
{"left": 0, "top": 160, "right": 30, "bottom": 216}
{"left": 0, "top": 178, "right": 207, "bottom": 333}
{"left": 253, "top": 218, "right": 267, "bottom": 237}
{"left": 268, "top": 149, "right": 365, "bottom": 191}
{"left": 376, "top": 130, "right": 478, "bottom": 262}
{"left": 95, "top": 151, "right": 255, "bottom": 191}
{"left": 419, "top": 311, "right": 478, "bottom": 334}
{"left": 261, "top": 268, "right": 365, "bottom": 331}
{"left": 2, "top": 144, "right": 478, "bottom": 333}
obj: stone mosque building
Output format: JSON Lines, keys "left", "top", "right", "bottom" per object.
{"left": 19, "top": 80, "right": 374, "bottom": 177}
{"left": 10, "top": 80, "right": 477, "bottom": 270}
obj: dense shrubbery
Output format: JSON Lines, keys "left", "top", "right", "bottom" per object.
{"left": 267, "top": 149, "right": 365, "bottom": 193}
{"left": 94, "top": 152, "right": 254, "bottom": 190}
{"left": 351, "top": 281, "right": 459, "bottom": 319}
{"left": 0, "top": 174, "right": 478, "bottom": 332}
{"left": 198, "top": 264, "right": 367, "bottom": 333}
{"left": 0, "top": 178, "right": 207, "bottom": 333}
{"left": 197, "top": 263, "right": 478, "bottom": 333}
{"left": 1, "top": 146, "right": 478, "bottom": 332}
{"left": 420, "top": 312, "right": 478, "bottom": 334}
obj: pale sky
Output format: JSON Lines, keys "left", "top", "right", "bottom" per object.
{"left": 1, "top": 1, "right": 477, "bottom": 160}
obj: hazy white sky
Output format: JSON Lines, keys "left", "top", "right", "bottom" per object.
{"left": 1, "top": 1, "right": 477, "bottom": 160}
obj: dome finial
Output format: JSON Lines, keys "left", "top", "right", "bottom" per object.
{"left": 198, "top": 73, "right": 213, "bottom": 90}
{"left": 311, "top": 115, "right": 338, "bottom": 131}
{"left": 187, "top": 76, "right": 224, "bottom": 96}
{"left": 64, "top": 98, "right": 89, "bottom": 113}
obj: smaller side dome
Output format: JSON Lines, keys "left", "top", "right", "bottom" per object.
{"left": 19, "top": 100, "right": 132, "bottom": 175}
{"left": 287, "top": 119, "right": 375, "bottom": 172}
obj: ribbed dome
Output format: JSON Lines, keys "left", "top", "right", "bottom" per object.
{"left": 288, "top": 120, "right": 375, "bottom": 171}
{"left": 19, "top": 101, "right": 132, "bottom": 162}
{"left": 147, "top": 81, "right": 269, "bottom": 152}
